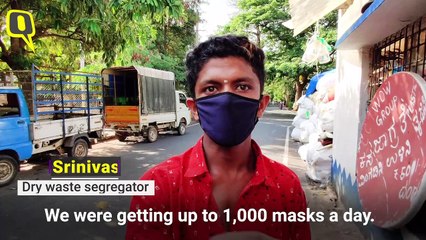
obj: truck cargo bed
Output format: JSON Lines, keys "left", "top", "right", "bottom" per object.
{"left": 31, "top": 115, "right": 103, "bottom": 141}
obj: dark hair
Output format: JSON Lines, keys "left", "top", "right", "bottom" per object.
{"left": 185, "top": 35, "right": 265, "bottom": 98}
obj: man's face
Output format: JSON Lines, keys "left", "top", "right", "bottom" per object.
{"left": 194, "top": 56, "right": 261, "bottom": 99}
{"left": 187, "top": 56, "right": 270, "bottom": 120}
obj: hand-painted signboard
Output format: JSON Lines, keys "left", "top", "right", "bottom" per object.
{"left": 357, "top": 72, "right": 426, "bottom": 228}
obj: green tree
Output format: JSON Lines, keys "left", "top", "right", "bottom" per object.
{"left": 221, "top": 0, "right": 337, "bottom": 108}
{"left": 0, "top": 0, "right": 183, "bottom": 71}
{"left": 115, "top": 3, "right": 199, "bottom": 90}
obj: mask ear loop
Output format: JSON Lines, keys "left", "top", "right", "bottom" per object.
{"left": 194, "top": 102, "right": 203, "bottom": 127}
{"left": 254, "top": 94, "right": 264, "bottom": 124}
{"left": 193, "top": 97, "right": 203, "bottom": 127}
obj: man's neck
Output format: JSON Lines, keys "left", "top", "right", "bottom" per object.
{"left": 202, "top": 134, "right": 256, "bottom": 175}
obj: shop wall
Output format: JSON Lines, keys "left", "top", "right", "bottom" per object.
{"left": 333, "top": 1, "right": 426, "bottom": 239}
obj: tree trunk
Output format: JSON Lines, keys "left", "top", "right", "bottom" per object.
{"left": 1, "top": 0, "right": 31, "bottom": 71}
{"left": 285, "top": 94, "right": 290, "bottom": 108}
{"left": 255, "top": 25, "right": 261, "bottom": 48}
{"left": 79, "top": 42, "right": 85, "bottom": 69}
{"left": 293, "top": 75, "right": 308, "bottom": 110}
{"left": 2, "top": 0, "right": 33, "bottom": 113}
{"left": 14, "top": 72, "right": 34, "bottom": 115}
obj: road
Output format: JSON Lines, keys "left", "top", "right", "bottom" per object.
{"left": 0, "top": 108, "right": 362, "bottom": 240}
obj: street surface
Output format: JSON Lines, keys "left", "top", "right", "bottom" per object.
{"left": 0, "top": 107, "right": 363, "bottom": 240}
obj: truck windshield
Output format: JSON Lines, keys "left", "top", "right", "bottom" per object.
{"left": 0, "top": 93, "right": 20, "bottom": 117}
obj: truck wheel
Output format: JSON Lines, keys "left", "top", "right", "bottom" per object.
{"left": 147, "top": 126, "right": 158, "bottom": 143}
{"left": 115, "top": 133, "right": 127, "bottom": 142}
{"left": 117, "top": 136, "right": 127, "bottom": 142}
{"left": 0, "top": 155, "right": 18, "bottom": 187}
{"left": 67, "top": 139, "right": 89, "bottom": 157}
{"left": 177, "top": 122, "right": 186, "bottom": 135}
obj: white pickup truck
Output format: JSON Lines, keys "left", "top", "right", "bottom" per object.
{"left": 102, "top": 66, "right": 191, "bottom": 142}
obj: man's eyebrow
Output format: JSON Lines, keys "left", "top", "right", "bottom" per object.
{"left": 198, "top": 79, "right": 222, "bottom": 85}
{"left": 198, "top": 77, "right": 258, "bottom": 85}
{"left": 233, "top": 77, "right": 257, "bottom": 82}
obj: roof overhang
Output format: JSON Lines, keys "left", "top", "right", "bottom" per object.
{"left": 289, "top": 0, "right": 348, "bottom": 36}
{"left": 336, "top": 0, "right": 426, "bottom": 49}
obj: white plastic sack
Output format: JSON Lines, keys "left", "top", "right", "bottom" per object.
{"left": 322, "top": 87, "right": 335, "bottom": 103}
{"left": 316, "top": 71, "right": 337, "bottom": 93}
{"left": 319, "top": 110, "right": 334, "bottom": 122}
{"left": 306, "top": 145, "right": 333, "bottom": 183}
{"left": 299, "top": 121, "right": 316, "bottom": 143}
{"left": 317, "top": 101, "right": 335, "bottom": 132}
{"left": 310, "top": 91, "right": 322, "bottom": 104}
{"left": 302, "top": 35, "right": 331, "bottom": 65}
{"left": 310, "top": 146, "right": 333, "bottom": 165}
{"left": 306, "top": 142, "right": 323, "bottom": 165}
{"left": 297, "top": 96, "right": 315, "bottom": 110}
{"left": 319, "top": 131, "right": 333, "bottom": 139}
{"left": 318, "top": 101, "right": 335, "bottom": 120}
{"left": 308, "top": 132, "right": 320, "bottom": 144}
{"left": 319, "top": 118, "right": 334, "bottom": 133}
{"left": 299, "top": 133, "right": 320, "bottom": 161}
{"left": 308, "top": 114, "right": 319, "bottom": 130}
{"left": 292, "top": 115, "right": 305, "bottom": 128}
{"left": 312, "top": 104, "right": 320, "bottom": 116}
{"left": 291, "top": 128, "right": 302, "bottom": 141}
{"left": 300, "top": 131, "right": 310, "bottom": 143}
{"left": 298, "top": 144, "right": 310, "bottom": 161}
{"left": 296, "top": 108, "right": 312, "bottom": 119}
{"left": 306, "top": 162, "right": 332, "bottom": 183}
{"left": 296, "top": 95, "right": 307, "bottom": 105}
{"left": 300, "top": 120, "right": 316, "bottom": 133}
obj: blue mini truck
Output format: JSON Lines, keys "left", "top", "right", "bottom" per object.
{"left": 0, "top": 66, "right": 104, "bottom": 186}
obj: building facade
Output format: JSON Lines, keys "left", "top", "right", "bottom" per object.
{"left": 333, "top": 0, "right": 426, "bottom": 239}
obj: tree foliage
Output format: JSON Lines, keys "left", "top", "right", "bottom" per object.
{"left": 221, "top": 0, "right": 337, "bottom": 105}
{"left": 112, "top": 4, "right": 199, "bottom": 90}
{"left": 0, "top": 0, "right": 184, "bottom": 71}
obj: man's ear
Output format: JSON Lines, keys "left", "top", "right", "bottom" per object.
{"left": 257, "top": 94, "right": 270, "bottom": 118}
{"left": 186, "top": 98, "right": 199, "bottom": 121}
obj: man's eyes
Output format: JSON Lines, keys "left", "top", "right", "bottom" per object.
{"left": 205, "top": 86, "right": 217, "bottom": 93}
{"left": 236, "top": 84, "right": 250, "bottom": 91}
{"left": 202, "top": 83, "right": 251, "bottom": 94}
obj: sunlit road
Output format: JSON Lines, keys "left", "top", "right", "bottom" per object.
{"left": 0, "top": 108, "right": 295, "bottom": 240}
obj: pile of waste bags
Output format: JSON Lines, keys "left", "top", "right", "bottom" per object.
{"left": 291, "top": 70, "right": 336, "bottom": 184}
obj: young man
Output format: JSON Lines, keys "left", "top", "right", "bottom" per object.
{"left": 126, "top": 35, "right": 311, "bottom": 240}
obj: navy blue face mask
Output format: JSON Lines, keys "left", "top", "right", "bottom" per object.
{"left": 195, "top": 92, "right": 261, "bottom": 147}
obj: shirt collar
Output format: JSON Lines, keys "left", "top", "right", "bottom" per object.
{"left": 184, "top": 138, "right": 209, "bottom": 178}
{"left": 184, "top": 137, "right": 275, "bottom": 187}
{"left": 250, "top": 140, "right": 275, "bottom": 187}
